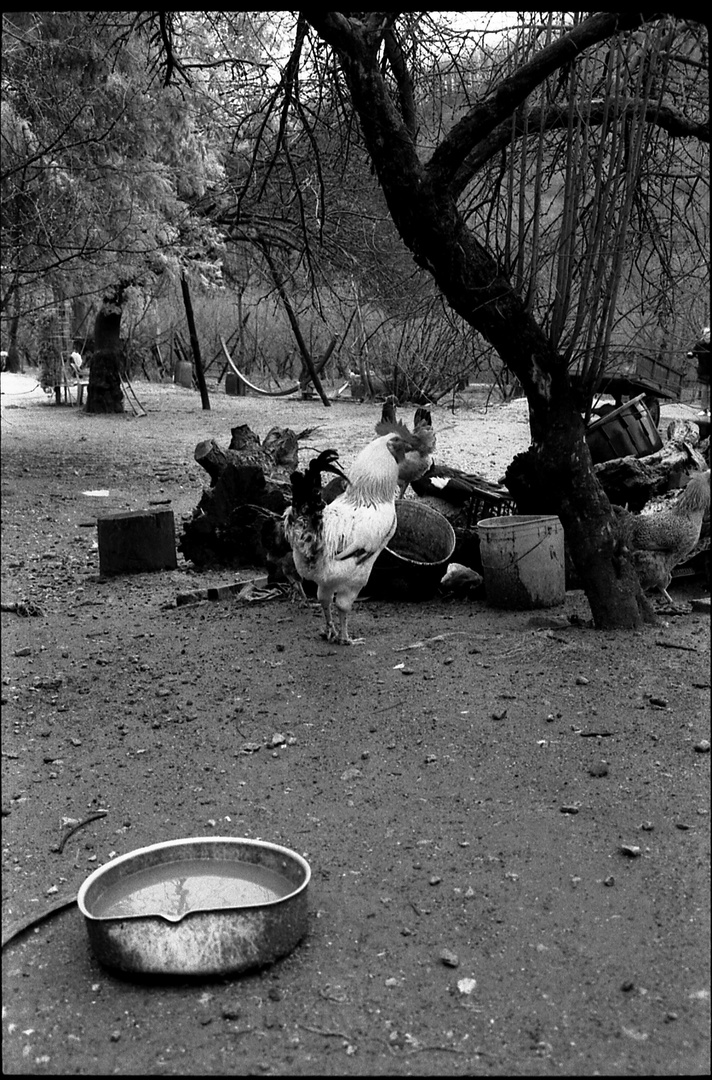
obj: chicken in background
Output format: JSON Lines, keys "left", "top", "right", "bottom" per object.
{"left": 615, "top": 469, "right": 710, "bottom": 608}
{"left": 375, "top": 396, "right": 436, "bottom": 495}
{"left": 284, "top": 434, "right": 408, "bottom": 644}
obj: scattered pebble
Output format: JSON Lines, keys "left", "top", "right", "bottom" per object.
{"left": 588, "top": 761, "right": 608, "bottom": 777}
{"left": 649, "top": 696, "right": 668, "bottom": 709}
{"left": 694, "top": 740, "right": 710, "bottom": 753}
{"left": 429, "top": 875, "right": 442, "bottom": 886}
{"left": 457, "top": 977, "right": 477, "bottom": 995}
{"left": 221, "top": 1007, "right": 241, "bottom": 1021}
{"left": 620, "top": 845, "right": 641, "bottom": 857}
{"left": 603, "top": 875, "right": 615, "bottom": 887}
{"left": 440, "top": 949, "right": 459, "bottom": 968}
{"left": 560, "top": 805, "right": 580, "bottom": 814}
{"left": 575, "top": 675, "right": 589, "bottom": 685}
{"left": 340, "top": 767, "right": 362, "bottom": 782}
{"left": 491, "top": 708, "right": 507, "bottom": 720}
{"left": 640, "top": 821, "right": 654, "bottom": 831}
{"left": 14, "top": 647, "right": 31, "bottom": 658}
{"left": 109, "top": 1031, "right": 121, "bottom": 1042}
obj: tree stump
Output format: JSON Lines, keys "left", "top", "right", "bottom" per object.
{"left": 181, "top": 425, "right": 298, "bottom": 568}
{"left": 98, "top": 509, "right": 177, "bottom": 576}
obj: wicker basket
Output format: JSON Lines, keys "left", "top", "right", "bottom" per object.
{"left": 366, "top": 500, "right": 456, "bottom": 600}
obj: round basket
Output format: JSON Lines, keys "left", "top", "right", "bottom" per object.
{"left": 367, "top": 500, "right": 456, "bottom": 600}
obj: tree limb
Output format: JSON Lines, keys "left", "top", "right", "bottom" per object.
{"left": 452, "top": 100, "right": 710, "bottom": 198}
{"left": 425, "top": 12, "right": 671, "bottom": 189}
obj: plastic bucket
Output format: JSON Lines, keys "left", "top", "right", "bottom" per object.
{"left": 585, "top": 393, "right": 662, "bottom": 465}
{"left": 477, "top": 515, "right": 565, "bottom": 609}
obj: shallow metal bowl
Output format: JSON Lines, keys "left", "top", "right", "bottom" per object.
{"left": 77, "top": 837, "right": 310, "bottom": 978}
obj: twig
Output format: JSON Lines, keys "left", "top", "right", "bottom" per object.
{"left": 655, "top": 640, "right": 697, "bottom": 652}
{"left": 393, "top": 631, "right": 468, "bottom": 652}
{"left": 299, "top": 1024, "right": 351, "bottom": 1040}
{"left": 53, "top": 810, "right": 108, "bottom": 854}
{"left": 2, "top": 894, "right": 77, "bottom": 949}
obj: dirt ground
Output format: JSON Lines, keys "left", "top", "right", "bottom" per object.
{"left": 1, "top": 373, "right": 710, "bottom": 1077}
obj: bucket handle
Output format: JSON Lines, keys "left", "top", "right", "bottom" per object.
{"left": 511, "top": 532, "right": 554, "bottom": 565}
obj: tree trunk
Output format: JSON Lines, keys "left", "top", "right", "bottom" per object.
{"left": 86, "top": 286, "right": 125, "bottom": 414}
{"left": 180, "top": 272, "right": 211, "bottom": 410}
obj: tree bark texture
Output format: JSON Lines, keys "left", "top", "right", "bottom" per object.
{"left": 86, "top": 287, "right": 126, "bottom": 414}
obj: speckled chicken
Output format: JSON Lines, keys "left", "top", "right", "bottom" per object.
{"left": 616, "top": 470, "right": 710, "bottom": 605}
{"left": 375, "top": 396, "right": 436, "bottom": 494}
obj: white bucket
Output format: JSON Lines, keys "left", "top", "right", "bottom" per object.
{"left": 477, "top": 515, "right": 565, "bottom": 609}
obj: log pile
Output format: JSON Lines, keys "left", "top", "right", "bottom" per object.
{"left": 592, "top": 419, "right": 708, "bottom": 510}
{"left": 179, "top": 425, "right": 299, "bottom": 568}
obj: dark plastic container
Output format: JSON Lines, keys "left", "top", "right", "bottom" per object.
{"left": 585, "top": 393, "right": 662, "bottom": 465}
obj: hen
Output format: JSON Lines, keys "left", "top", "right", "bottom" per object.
{"left": 616, "top": 469, "right": 710, "bottom": 606}
{"left": 375, "top": 396, "right": 436, "bottom": 494}
{"left": 284, "top": 434, "right": 407, "bottom": 644}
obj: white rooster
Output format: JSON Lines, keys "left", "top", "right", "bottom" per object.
{"left": 284, "top": 434, "right": 408, "bottom": 644}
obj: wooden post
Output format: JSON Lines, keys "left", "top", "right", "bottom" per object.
{"left": 180, "top": 271, "right": 211, "bottom": 410}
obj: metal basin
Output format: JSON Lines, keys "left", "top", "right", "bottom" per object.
{"left": 77, "top": 837, "right": 310, "bottom": 977}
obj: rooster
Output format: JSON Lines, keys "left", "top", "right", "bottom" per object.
{"left": 615, "top": 469, "right": 710, "bottom": 608}
{"left": 284, "top": 434, "right": 408, "bottom": 644}
{"left": 375, "top": 396, "right": 436, "bottom": 494}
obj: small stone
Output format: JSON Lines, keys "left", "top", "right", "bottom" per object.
{"left": 109, "top": 1030, "right": 121, "bottom": 1042}
{"left": 221, "top": 1007, "right": 241, "bottom": 1021}
{"left": 560, "top": 805, "right": 580, "bottom": 814}
{"left": 649, "top": 696, "right": 668, "bottom": 708}
{"left": 640, "top": 821, "right": 654, "bottom": 831}
{"left": 575, "top": 675, "right": 589, "bottom": 685}
{"left": 603, "top": 875, "right": 615, "bottom": 887}
{"left": 457, "top": 977, "right": 477, "bottom": 995}
{"left": 429, "top": 875, "right": 442, "bottom": 885}
{"left": 675, "top": 823, "right": 692, "bottom": 831}
{"left": 340, "top": 766, "right": 362, "bottom": 782}
{"left": 621, "top": 980, "right": 635, "bottom": 993}
{"left": 694, "top": 740, "right": 710, "bottom": 753}
{"left": 588, "top": 761, "right": 608, "bottom": 777}
{"left": 440, "top": 949, "right": 459, "bottom": 968}
{"left": 14, "top": 647, "right": 32, "bottom": 658}
{"left": 619, "top": 844, "right": 641, "bottom": 857}
{"left": 491, "top": 708, "right": 507, "bottom": 721}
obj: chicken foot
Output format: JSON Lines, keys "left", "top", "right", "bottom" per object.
{"left": 319, "top": 595, "right": 362, "bottom": 645}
